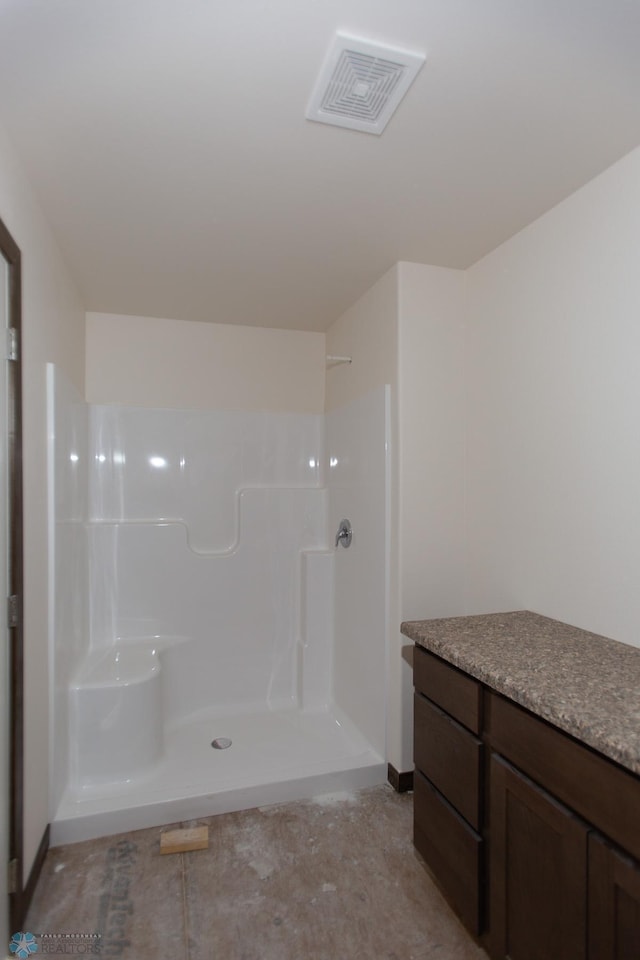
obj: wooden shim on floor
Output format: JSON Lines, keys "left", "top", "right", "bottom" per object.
{"left": 160, "top": 826, "right": 209, "bottom": 855}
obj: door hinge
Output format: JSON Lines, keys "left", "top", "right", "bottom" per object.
{"left": 6, "top": 327, "right": 18, "bottom": 362}
{"left": 7, "top": 594, "right": 18, "bottom": 629}
{"left": 8, "top": 858, "right": 18, "bottom": 894}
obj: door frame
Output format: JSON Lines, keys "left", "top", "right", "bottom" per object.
{"left": 0, "top": 215, "right": 24, "bottom": 933}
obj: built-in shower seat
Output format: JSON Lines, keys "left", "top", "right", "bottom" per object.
{"left": 70, "top": 642, "right": 169, "bottom": 789}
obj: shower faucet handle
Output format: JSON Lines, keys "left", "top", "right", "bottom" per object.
{"left": 335, "top": 519, "right": 352, "bottom": 548}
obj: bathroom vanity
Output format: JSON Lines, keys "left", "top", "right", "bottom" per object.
{"left": 401, "top": 611, "right": 640, "bottom": 960}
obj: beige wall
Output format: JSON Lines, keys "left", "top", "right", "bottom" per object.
{"left": 325, "top": 266, "right": 398, "bottom": 414}
{"left": 398, "top": 262, "right": 467, "bottom": 621}
{"left": 397, "top": 262, "right": 467, "bottom": 768}
{"left": 0, "top": 122, "right": 85, "bottom": 879}
{"left": 465, "top": 144, "right": 640, "bottom": 647}
{"left": 86, "top": 312, "right": 325, "bottom": 413}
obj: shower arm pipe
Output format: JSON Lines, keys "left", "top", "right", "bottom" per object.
{"left": 326, "top": 355, "right": 352, "bottom": 367}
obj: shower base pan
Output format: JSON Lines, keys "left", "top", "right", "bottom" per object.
{"left": 52, "top": 704, "right": 386, "bottom": 845}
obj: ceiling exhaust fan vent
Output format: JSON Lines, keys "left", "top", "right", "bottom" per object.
{"left": 306, "top": 33, "right": 425, "bottom": 135}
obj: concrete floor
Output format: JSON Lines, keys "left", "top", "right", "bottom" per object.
{"left": 26, "top": 785, "right": 487, "bottom": 959}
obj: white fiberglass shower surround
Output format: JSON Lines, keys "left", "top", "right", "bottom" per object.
{"left": 48, "top": 365, "right": 389, "bottom": 843}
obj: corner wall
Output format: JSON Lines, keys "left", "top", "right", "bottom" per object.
{"left": 325, "top": 263, "right": 468, "bottom": 773}
{"left": 398, "top": 263, "right": 467, "bottom": 622}
{"left": 397, "top": 262, "right": 467, "bottom": 770}
{"left": 0, "top": 122, "right": 85, "bottom": 878}
{"left": 324, "top": 266, "right": 399, "bottom": 415}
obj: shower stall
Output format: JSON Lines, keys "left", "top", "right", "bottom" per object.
{"left": 47, "top": 365, "right": 390, "bottom": 843}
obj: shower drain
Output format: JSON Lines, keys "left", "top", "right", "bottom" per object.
{"left": 211, "top": 737, "right": 232, "bottom": 750}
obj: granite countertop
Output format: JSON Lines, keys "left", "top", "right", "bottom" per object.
{"left": 401, "top": 610, "right": 640, "bottom": 777}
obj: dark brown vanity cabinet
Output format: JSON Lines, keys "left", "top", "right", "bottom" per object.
{"left": 413, "top": 645, "right": 640, "bottom": 959}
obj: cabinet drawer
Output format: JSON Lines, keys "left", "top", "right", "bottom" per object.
{"left": 414, "top": 769, "right": 482, "bottom": 936}
{"left": 414, "top": 646, "right": 481, "bottom": 734}
{"left": 414, "top": 693, "right": 482, "bottom": 830}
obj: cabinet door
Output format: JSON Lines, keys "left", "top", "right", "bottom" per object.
{"left": 488, "top": 755, "right": 588, "bottom": 960}
{"left": 588, "top": 832, "right": 640, "bottom": 959}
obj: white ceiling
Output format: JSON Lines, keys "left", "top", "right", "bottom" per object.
{"left": 1, "top": 0, "right": 639, "bottom": 332}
